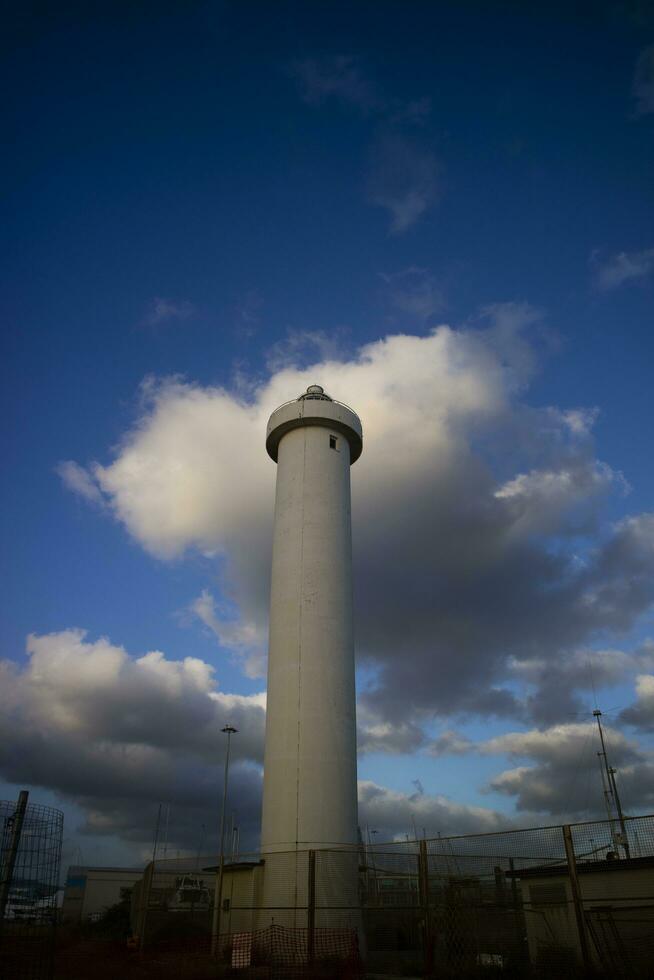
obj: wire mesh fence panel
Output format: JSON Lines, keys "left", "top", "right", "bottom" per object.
{"left": 52, "top": 815, "right": 654, "bottom": 977}
{"left": 360, "top": 847, "right": 420, "bottom": 909}
{"left": 565, "top": 814, "right": 654, "bottom": 977}
{"left": 570, "top": 813, "right": 654, "bottom": 863}
{"left": 0, "top": 796, "right": 63, "bottom": 980}
{"left": 425, "top": 823, "right": 568, "bottom": 872}
{"left": 414, "top": 825, "right": 565, "bottom": 974}
{"left": 625, "top": 814, "right": 654, "bottom": 858}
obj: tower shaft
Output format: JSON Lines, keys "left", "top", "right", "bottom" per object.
{"left": 261, "top": 392, "right": 361, "bottom": 852}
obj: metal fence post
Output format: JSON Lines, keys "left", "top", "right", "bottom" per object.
{"left": 419, "top": 839, "right": 432, "bottom": 976}
{"left": 138, "top": 860, "right": 155, "bottom": 951}
{"left": 0, "top": 790, "right": 28, "bottom": 931}
{"left": 307, "top": 851, "right": 316, "bottom": 963}
{"left": 307, "top": 849, "right": 316, "bottom": 964}
{"left": 563, "top": 824, "right": 591, "bottom": 970}
{"left": 508, "top": 856, "right": 528, "bottom": 970}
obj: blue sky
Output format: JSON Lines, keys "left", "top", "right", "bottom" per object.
{"left": 2, "top": 1, "right": 654, "bottom": 867}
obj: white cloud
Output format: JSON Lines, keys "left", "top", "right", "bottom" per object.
{"left": 190, "top": 589, "right": 266, "bottom": 678}
{"left": 427, "top": 731, "right": 475, "bottom": 757}
{"left": 357, "top": 708, "right": 427, "bottom": 755}
{"left": 482, "top": 722, "right": 654, "bottom": 816}
{"left": 56, "top": 460, "right": 104, "bottom": 506}
{"left": 622, "top": 673, "right": 654, "bottom": 730}
{"left": 234, "top": 289, "right": 263, "bottom": 333}
{"left": 144, "top": 297, "right": 195, "bottom": 327}
{"left": 60, "top": 311, "right": 654, "bottom": 734}
{"left": 290, "top": 57, "right": 438, "bottom": 231}
{"left": 289, "top": 55, "right": 432, "bottom": 128}
{"left": 557, "top": 407, "right": 599, "bottom": 438}
{"left": 0, "top": 627, "right": 515, "bottom": 847}
{"left": 380, "top": 267, "right": 444, "bottom": 320}
{"left": 494, "top": 461, "right": 622, "bottom": 537}
{"left": 290, "top": 56, "right": 377, "bottom": 111}
{"left": 265, "top": 329, "right": 347, "bottom": 372}
{"left": 481, "top": 723, "right": 637, "bottom": 765}
{"left": 358, "top": 780, "right": 509, "bottom": 839}
{"left": 368, "top": 133, "right": 441, "bottom": 233}
{"left": 1, "top": 629, "right": 266, "bottom": 760}
{"left": 632, "top": 45, "right": 654, "bottom": 116}
{"left": 0, "top": 628, "right": 267, "bottom": 851}
{"left": 509, "top": 645, "right": 654, "bottom": 691}
{"left": 593, "top": 247, "right": 654, "bottom": 290}
{"left": 4, "top": 627, "right": 653, "bottom": 848}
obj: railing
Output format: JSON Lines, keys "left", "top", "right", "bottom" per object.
{"left": 270, "top": 395, "right": 362, "bottom": 424}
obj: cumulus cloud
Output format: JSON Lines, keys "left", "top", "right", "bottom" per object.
{"left": 509, "top": 645, "right": 654, "bottom": 725}
{"left": 621, "top": 673, "right": 654, "bottom": 731}
{"left": 60, "top": 309, "right": 654, "bottom": 743}
{"left": 357, "top": 708, "right": 427, "bottom": 755}
{"left": 358, "top": 781, "right": 510, "bottom": 839}
{"left": 632, "top": 45, "right": 654, "bottom": 116}
{"left": 190, "top": 589, "right": 266, "bottom": 678}
{"left": 593, "top": 247, "right": 654, "bottom": 290}
{"left": 2, "top": 629, "right": 266, "bottom": 763}
{"left": 494, "top": 460, "right": 624, "bottom": 539}
{"left": 368, "top": 133, "right": 441, "bottom": 233}
{"left": 427, "top": 731, "right": 475, "bottom": 757}
{"left": 483, "top": 722, "right": 654, "bottom": 817}
{"left": 0, "top": 628, "right": 516, "bottom": 848}
{"left": 0, "top": 629, "right": 267, "bottom": 850}
{"left": 482, "top": 723, "right": 637, "bottom": 766}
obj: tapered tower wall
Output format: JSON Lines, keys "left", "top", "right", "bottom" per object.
{"left": 259, "top": 388, "right": 362, "bottom": 928}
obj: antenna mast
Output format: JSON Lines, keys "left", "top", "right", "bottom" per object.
{"left": 593, "top": 709, "right": 630, "bottom": 858}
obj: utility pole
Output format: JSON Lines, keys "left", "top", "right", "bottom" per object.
{"left": 211, "top": 725, "right": 238, "bottom": 956}
{"left": 593, "top": 710, "right": 630, "bottom": 858}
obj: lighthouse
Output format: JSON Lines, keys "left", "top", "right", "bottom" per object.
{"left": 259, "top": 384, "right": 362, "bottom": 925}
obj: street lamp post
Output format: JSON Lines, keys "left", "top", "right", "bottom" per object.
{"left": 211, "top": 725, "right": 238, "bottom": 956}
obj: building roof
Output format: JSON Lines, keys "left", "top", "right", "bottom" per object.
{"left": 201, "top": 860, "right": 264, "bottom": 873}
{"left": 66, "top": 865, "right": 144, "bottom": 875}
{"left": 506, "top": 855, "right": 654, "bottom": 879}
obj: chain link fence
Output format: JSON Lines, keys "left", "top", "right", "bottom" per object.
{"left": 55, "top": 813, "right": 654, "bottom": 977}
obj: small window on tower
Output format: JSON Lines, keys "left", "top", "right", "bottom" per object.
{"left": 330, "top": 435, "right": 338, "bottom": 450}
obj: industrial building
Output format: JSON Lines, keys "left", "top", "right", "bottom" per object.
{"left": 129, "top": 859, "right": 263, "bottom": 941}
{"left": 509, "top": 854, "right": 654, "bottom": 973}
{"left": 61, "top": 865, "right": 143, "bottom": 924}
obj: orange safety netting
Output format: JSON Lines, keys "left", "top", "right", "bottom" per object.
{"left": 225, "top": 923, "right": 360, "bottom": 968}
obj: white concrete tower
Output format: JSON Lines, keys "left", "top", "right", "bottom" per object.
{"left": 261, "top": 384, "right": 362, "bottom": 861}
